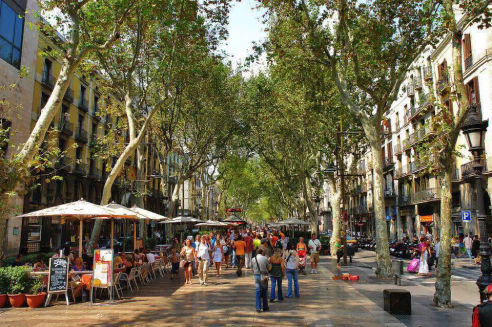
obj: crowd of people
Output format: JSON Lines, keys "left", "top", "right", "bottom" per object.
{"left": 168, "top": 228, "right": 322, "bottom": 312}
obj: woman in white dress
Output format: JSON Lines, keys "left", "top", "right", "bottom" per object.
{"left": 418, "top": 240, "right": 431, "bottom": 276}
{"left": 213, "top": 238, "right": 223, "bottom": 276}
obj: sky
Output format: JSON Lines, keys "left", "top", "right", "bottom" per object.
{"left": 222, "top": 0, "right": 267, "bottom": 74}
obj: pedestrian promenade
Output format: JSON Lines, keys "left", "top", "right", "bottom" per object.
{"left": 0, "top": 256, "right": 409, "bottom": 327}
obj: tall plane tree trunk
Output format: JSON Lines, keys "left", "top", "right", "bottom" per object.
{"left": 434, "top": 164, "right": 453, "bottom": 307}
{"left": 328, "top": 176, "right": 342, "bottom": 257}
{"left": 169, "top": 176, "right": 183, "bottom": 218}
{"left": 364, "top": 120, "right": 393, "bottom": 278}
{"left": 87, "top": 99, "right": 157, "bottom": 253}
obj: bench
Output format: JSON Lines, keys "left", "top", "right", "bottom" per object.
{"left": 383, "top": 289, "right": 411, "bottom": 315}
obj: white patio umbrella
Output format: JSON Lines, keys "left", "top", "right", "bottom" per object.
{"left": 160, "top": 216, "right": 203, "bottom": 224}
{"left": 17, "top": 199, "right": 132, "bottom": 256}
{"left": 130, "top": 206, "right": 168, "bottom": 221}
{"left": 195, "top": 220, "right": 229, "bottom": 227}
{"left": 103, "top": 203, "right": 140, "bottom": 250}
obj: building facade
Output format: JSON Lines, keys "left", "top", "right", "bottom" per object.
{"left": 344, "top": 12, "right": 492, "bottom": 240}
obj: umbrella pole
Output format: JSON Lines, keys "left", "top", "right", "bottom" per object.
{"left": 133, "top": 221, "right": 137, "bottom": 250}
{"left": 79, "top": 220, "right": 83, "bottom": 257}
{"left": 111, "top": 219, "right": 114, "bottom": 250}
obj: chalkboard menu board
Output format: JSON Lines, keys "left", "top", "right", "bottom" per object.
{"left": 48, "top": 257, "right": 69, "bottom": 293}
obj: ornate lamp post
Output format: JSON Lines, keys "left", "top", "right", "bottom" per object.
{"left": 460, "top": 109, "right": 489, "bottom": 302}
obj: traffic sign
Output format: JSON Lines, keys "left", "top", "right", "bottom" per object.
{"left": 461, "top": 210, "right": 471, "bottom": 222}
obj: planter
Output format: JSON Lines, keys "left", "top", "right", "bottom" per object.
{"left": 26, "top": 292, "right": 46, "bottom": 308}
{"left": 8, "top": 293, "right": 26, "bottom": 307}
{"left": 0, "top": 294, "right": 6, "bottom": 308}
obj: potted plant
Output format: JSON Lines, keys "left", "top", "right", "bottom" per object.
{"left": 0, "top": 268, "right": 8, "bottom": 307}
{"left": 26, "top": 276, "right": 46, "bottom": 308}
{"left": 7, "top": 266, "right": 31, "bottom": 307}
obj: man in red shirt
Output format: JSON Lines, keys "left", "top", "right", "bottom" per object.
{"left": 244, "top": 232, "right": 254, "bottom": 269}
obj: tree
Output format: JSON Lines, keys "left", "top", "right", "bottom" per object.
{"left": 260, "top": 0, "right": 437, "bottom": 278}
{"left": 0, "top": 0, "right": 135, "bottom": 251}
{"left": 415, "top": 0, "right": 491, "bottom": 307}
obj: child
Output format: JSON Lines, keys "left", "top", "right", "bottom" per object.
{"left": 170, "top": 248, "right": 179, "bottom": 280}
{"left": 213, "top": 244, "right": 223, "bottom": 276}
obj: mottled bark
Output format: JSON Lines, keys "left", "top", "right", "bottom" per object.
{"left": 328, "top": 176, "right": 342, "bottom": 257}
{"left": 365, "top": 121, "right": 393, "bottom": 279}
{"left": 434, "top": 168, "right": 453, "bottom": 307}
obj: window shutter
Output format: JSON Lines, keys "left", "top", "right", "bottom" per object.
{"left": 473, "top": 77, "right": 480, "bottom": 105}
{"left": 463, "top": 34, "right": 472, "bottom": 58}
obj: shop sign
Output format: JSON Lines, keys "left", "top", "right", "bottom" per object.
{"left": 420, "top": 215, "right": 433, "bottom": 223}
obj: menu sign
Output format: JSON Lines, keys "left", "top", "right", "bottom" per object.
{"left": 48, "top": 257, "right": 69, "bottom": 293}
{"left": 93, "top": 249, "right": 113, "bottom": 287}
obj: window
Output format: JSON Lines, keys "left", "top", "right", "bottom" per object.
{"left": 438, "top": 60, "right": 448, "bottom": 82}
{"left": 93, "top": 95, "right": 99, "bottom": 114}
{"left": 78, "top": 114, "right": 84, "bottom": 131}
{"left": 466, "top": 77, "right": 480, "bottom": 108}
{"left": 80, "top": 85, "right": 86, "bottom": 105}
{"left": 0, "top": 0, "right": 24, "bottom": 68}
{"left": 42, "top": 59, "right": 52, "bottom": 82}
{"left": 463, "top": 34, "right": 472, "bottom": 69}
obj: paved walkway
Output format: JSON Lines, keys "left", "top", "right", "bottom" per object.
{"left": 0, "top": 257, "right": 408, "bottom": 327}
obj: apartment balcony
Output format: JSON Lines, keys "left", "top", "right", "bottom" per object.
{"left": 397, "top": 194, "right": 412, "bottom": 206}
{"left": 414, "top": 77, "right": 423, "bottom": 90}
{"left": 461, "top": 159, "right": 487, "bottom": 180}
{"left": 64, "top": 88, "right": 74, "bottom": 103}
{"left": 411, "top": 160, "right": 425, "bottom": 174}
{"left": 384, "top": 188, "right": 396, "bottom": 198}
{"left": 384, "top": 157, "right": 395, "bottom": 170}
{"left": 402, "top": 138, "right": 410, "bottom": 151}
{"left": 437, "top": 77, "right": 449, "bottom": 94}
{"left": 395, "top": 165, "right": 411, "bottom": 179}
{"left": 55, "top": 157, "right": 73, "bottom": 172}
{"left": 88, "top": 167, "right": 102, "bottom": 180}
{"left": 75, "top": 128, "right": 88, "bottom": 144}
{"left": 73, "top": 162, "right": 87, "bottom": 176}
{"left": 412, "top": 188, "right": 441, "bottom": 204}
{"left": 423, "top": 66, "right": 433, "bottom": 81}
{"left": 58, "top": 118, "right": 73, "bottom": 136}
{"left": 78, "top": 99, "right": 89, "bottom": 113}
{"left": 464, "top": 49, "right": 492, "bottom": 72}
{"left": 41, "top": 73, "right": 55, "bottom": 89}
{"left": 406, "top": 83, "right": 415, "bottom": 97}
{"left": 394, "top": 143, "right": 402, "bottom": 156}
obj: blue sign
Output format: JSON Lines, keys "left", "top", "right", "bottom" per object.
{"left": 462, "top": 210, "right": 471, "bottom": 222}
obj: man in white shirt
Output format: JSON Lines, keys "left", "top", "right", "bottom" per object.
{"left": 464, "top": 234, "right": 473, "bottom": 259}
{"left": 145, "top": 250, "right": 156, "bottom": 263}
{"left": 308, "top": 233, "right": 322, "bottom": 274}
{"left": 197, "top": 237, "right": 212, "bottom": 285}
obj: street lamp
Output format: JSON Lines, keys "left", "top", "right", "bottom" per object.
{"left": 460, "top": 109, "right": 489, "bottom": 302}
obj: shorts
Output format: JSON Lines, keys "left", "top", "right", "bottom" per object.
{"left": 183, "top": 261, "right": 192, "bottom": 269}
{"left": 310, "top": 253, "right": 320, "bottom": 263}
{"left": 237, "top": 255, "right": 244, "bottom": 263}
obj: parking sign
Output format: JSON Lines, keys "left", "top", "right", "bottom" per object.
{"left": 461, "top": 210, "right": 471, "bottom": 222}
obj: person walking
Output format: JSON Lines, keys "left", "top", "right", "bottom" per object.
{"left": 308, "top": 233, "right": 322, "bottom": 274}
{"left": 284, "top": 242, "right": 300, "bottom": 298}
{"left": 434, "top": 237, "right": 441, "bottom": 268}
{"left": 464, "top": 234, "right": 473, "bottom": 259}
{"left": 269, "top": 249, "right": 285, "bottom": 303}
{"left": 252, "top": 248, "right": 270, "bottom": 313}
{"left": 197, "top": 236, "right": 212, "bottom": 286}
{"left": 234, "top": 235, "right": 246, "bottom": 276}
{"left": 180, "top": 239, "right": 196, "bottom": 285}
{"left": 418, "top": 239, "right": 431, "bottom": 277}
{"left": 244, "top": 232, "right": 254, "bottom": 269}
{"left": 213, "top": 239, "right": 223, "bottom": 277}
{"left": 472, "top": 235, "right": 480, "bottom": 258}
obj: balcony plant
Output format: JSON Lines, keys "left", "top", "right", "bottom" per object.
{"left": 0, "top": 268, "right": 8, "bottom": 307}
{"left": 7, "top": 266, "right": 33, "bottom": 307}
{"left": 26, "top": 275, "right": 46, "bottom": 308}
